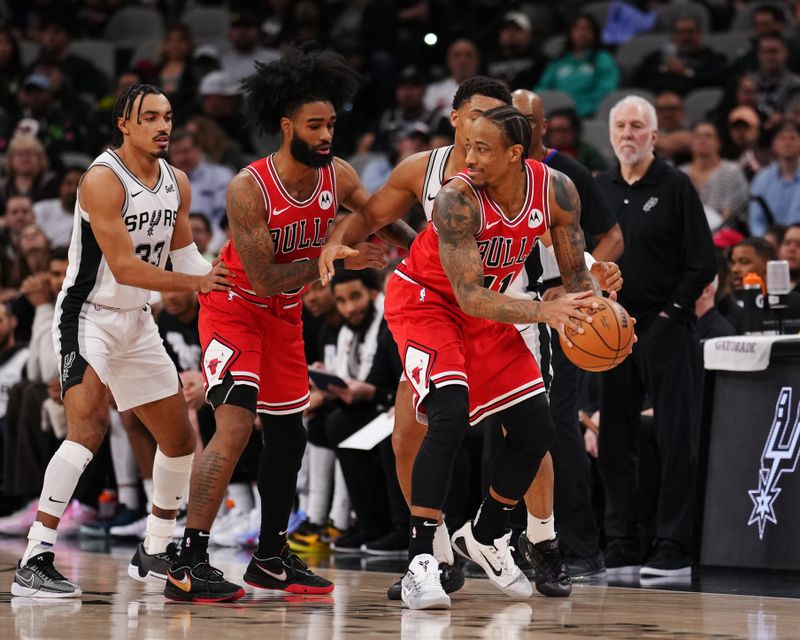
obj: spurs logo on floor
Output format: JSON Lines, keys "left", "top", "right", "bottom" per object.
{"left": 747, "top": 387, "right": 800, "bottom": 540}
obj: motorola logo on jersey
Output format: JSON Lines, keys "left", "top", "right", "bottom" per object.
{"left": 124, "top": 209, "right": 177, "bottom": 233}
{"left": 269, "top": 217, "right": 333, "bottom": 255}
{"left": 318, "top": 190, "right": 333, "bottom": 210}
{"left": 528, "top": 209, "right": 543, "bottom": 228}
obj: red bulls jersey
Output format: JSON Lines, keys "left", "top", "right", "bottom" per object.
{"left": 396, "top": 159, "right": 550, "bottom": 305}
{"left": 221, "top": 154, "right": 338, "bottom": 313}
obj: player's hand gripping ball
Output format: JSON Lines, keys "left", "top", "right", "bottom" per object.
{"left": 560, "top": 295, "right": 635, "bottom": 371}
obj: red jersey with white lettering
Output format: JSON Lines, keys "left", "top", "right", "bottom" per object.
{"left": 396, "top": 159, "right": 550, "bottom": 304}
{"left": 198, "top": 155, "right": 338, "bottom": 417}
{"left": 220, "top": 153, "right": 338, "bottom": 315}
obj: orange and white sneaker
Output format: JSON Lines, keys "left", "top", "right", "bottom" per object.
{"left": 164, "top": 555, "right": 245, "bottom": 603}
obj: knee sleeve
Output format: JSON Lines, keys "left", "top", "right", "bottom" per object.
{"left": 38, "top": 440, "right": 93, "bottom": 518}
{"left": 260, "top": 412, "right": 308, "bottom": 468}
{"left": 152, "top": 447, "right": 194, "bottom": 511}
{"left": 491, "top": 394, "right": 555, "bottom": 500}
{"left": 411, "top": 385, "right": 470, "bottom": 509}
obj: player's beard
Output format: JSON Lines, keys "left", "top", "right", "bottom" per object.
{"left": 151, "top": 149, "right": 169, "bottom": 160}
{"left": 343, "top": 300, "right": 375, "bottom": 333}
{"left": 290, "top": 136, "right": 334, "bottom": 168}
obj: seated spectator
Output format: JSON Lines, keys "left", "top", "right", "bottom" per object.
{"left": 158, "top": 23, "right": 199, "bottom": 120}
{"left": 0, "top": 304, "right": 28, "bottom": 419}
{"left": 731, "top": 237, "right": 800, "bottom": 317}
{"left": 0, "top": 136, "right": 58, "bottom": 213}
{"left": 221, "top": 10, "right": 280, "bottom": 83}
{"left": 545, "top": 107, "right": 606, "bottom": 173}
{"left": 654, "top": 91, "right": 692, "bottom": 164}
{"left": 733, "top": 3, "right": 792, "bottom": 75}
{"left": 753, "top": 32, "right": 800, "bottom": 131}
{"left": 536, "top": 13, "right": 620, "bottom": 118}
{"left": 359, "top": 67, "right": 450, "bottom": 155}
{"left": 33, "top": 167, "right": 81, "bottom": 248}
{"left": 1, "top": 195, "right": 35, "bottom": 263}
{"left": 713, "top": 248, "right": 744, "bottom": 332}
{"left": 13, "top": 72, "right": 88, "bottom": 161}
{"left": 169, "top": 128, "right": 234, "bottom": 239}
{"left": 632, "top": 15, "right": 727, "bottom": 96}
{"left": 722, "top": 105, "right": 770, "bottom": 181}
{"left": 185, "top": 115, "right": 242, "bottom": 170}
{"left": 189, "top": 213, "right": 215, "bottom": 261}
{"left": 9, "top": 224, "right": 51, "bottom": 343}
{"left": 26, "top": 11, "right": 107, "bottom": 99}
{"left": 695, "top": 275, "right": 737, "bottom": 340}
{"left": 680, "top": 122, "right": 749, "bottom": 227}
{"left": 778, "top": 223, "right": 800, "bottom": 292}
{"left": 750, "top": 120, "right": 800, "bottom": 235}
{"left": 425, "top": 38, "right": 481, "bottom": 114}
{"left": 197, "top": 70, "right": 253, "bottom": 154}
{"left": 487, "top": 12, "right": 546, "bottom": 91}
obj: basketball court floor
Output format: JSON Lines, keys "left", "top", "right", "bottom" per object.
{"left": 1, "top": 539, "right": 799, "bottom": 639}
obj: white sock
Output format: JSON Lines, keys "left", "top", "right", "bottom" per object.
{"left": 152, "top": 448, "right": 193, "bottom": 512}
{"left": 433, "top": 522, "right": 454, "bottom": 565}
{"left": 330, "top": 460, "right": 351, "bottom": 531}
{"left": 227, "top": 483, "right": 255, "bottom": 512}
{"left": 527, "top": 512, "right": 555, "bottom": 544}
{"left": 23, "top": 521, "right": 58, "bottom": 565}
{"left": 143, "top": 478, "right": 154, "bottom": 512}
{"left": 118, "top": 485, "right": 140, "bottom": 511}
{"left": 38, "top": 440, "right": 93, "bottom": 519}
{"left": 307, "top": 444, "right": 335, "bottom": 525}
{"left": 144, "top": 514, "right": 176, "bottom": 555}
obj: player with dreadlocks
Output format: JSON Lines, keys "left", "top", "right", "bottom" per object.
{"left": 326, "top": 105, "right": 606, "bottom": 609}
{"left": 165, "top": 47, "right": 411, "bottom": 603}
{"left": 11, "top": 84, "right": 232, "bottom": 598}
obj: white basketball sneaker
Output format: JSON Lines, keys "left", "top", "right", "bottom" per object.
{"left": 401, "top": 554, "right": 451, "bottom": 610}
{"left": 451, "top": 522, "right": 532, "bottom": 599}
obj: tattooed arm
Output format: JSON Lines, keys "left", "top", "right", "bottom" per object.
{"left": 435, "top": 183, "right": 592, "bottom": 333}
{"left": 548, "top": 169, "right": 601, "bottom": 295}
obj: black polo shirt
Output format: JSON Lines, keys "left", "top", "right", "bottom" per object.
{"left": 595, "top": 156, "right": 716, "bottom": 324}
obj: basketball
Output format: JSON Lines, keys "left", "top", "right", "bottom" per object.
{"left": 559, "top": 295, "right": 635, "bottom": 372}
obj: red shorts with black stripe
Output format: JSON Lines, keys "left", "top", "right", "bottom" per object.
{"left": 198, "top": 289, "right": 310, "bottom": 415}
{"left": 384, "top": 272, "right": 545, "bottom": 426}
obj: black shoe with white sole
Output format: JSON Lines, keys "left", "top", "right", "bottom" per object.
{"left": 603, "top": 539, "right": 641, "bottom": 575}
{"left": 12, "top": 552, "right": 81, "bottom": 598}
{"left": 128, "top": 541, "right": 179, "bottom": 582}
{"left": 640, "top": 541, "right": 691, "bottom": 578}
{"left": 517, "top": 533, "right": 572, "bottom": 597}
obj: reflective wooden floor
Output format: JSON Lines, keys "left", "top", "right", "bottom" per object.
{"left": 1, "top": 539, "right": 799, "bottom": 639}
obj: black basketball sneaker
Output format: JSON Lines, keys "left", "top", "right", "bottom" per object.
{"left": 517, "top": 532, "right": 572, "bottom": 597}
{"left": 387, "top": 560, "right": 465, "bottom": 601}
{"left": 164, "top": 555, "right": 245, "bottom": 603}
{"left": 128, "top": 541, "right": 179, "bottom": 582}
{"left": 244, "top": 545, "right": 334, "bottom": 594}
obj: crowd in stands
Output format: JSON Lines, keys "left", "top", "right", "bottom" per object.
{"left": 2, "top": 0, "right": 800, "bottom": 575}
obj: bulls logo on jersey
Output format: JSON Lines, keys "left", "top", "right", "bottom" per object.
{"left": 318, "top": 190, "right": 333, "bottom": 210}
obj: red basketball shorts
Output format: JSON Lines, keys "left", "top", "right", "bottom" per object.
{"left": 384, "top": 272, "right": 545, "bottom": 426}
{"left": 198, "top": 289, "right": 310, "bottom": 415}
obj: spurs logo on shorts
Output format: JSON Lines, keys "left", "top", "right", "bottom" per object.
{"left": 62, "top": 351, "right": 76, "bottom": 382}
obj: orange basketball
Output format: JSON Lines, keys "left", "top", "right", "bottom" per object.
{"left": 559, "top": 295, "right": 635, "bottom": 372}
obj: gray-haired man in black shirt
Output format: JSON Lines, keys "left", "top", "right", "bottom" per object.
{"left": 595, "top": 96, "right": 715, "bottom": 579}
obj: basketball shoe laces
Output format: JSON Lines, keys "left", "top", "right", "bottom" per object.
{"left": 485, "top": 533, "right": 519, "bottom": 587}
{"left": 407, "top": 562, "right": 442, "bottom": 595}
{"left": 28, "top": 553, "right": 68, "bottom": 582}
{"left": 283, "top": 552, "right": 313, "bottom": 575}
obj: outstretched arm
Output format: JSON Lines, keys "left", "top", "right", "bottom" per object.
{"left": 435, "top": 184, "right": 592, "bottom": 335}
{"left": 549, "top": 169, "right": 601, "bottom": 295}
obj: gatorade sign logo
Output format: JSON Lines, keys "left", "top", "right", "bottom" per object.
{"left": 318, "top": 190, "right": 333, "bottom": 210}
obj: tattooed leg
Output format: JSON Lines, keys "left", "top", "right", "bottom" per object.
{"left": 186, "top": 404, "right": 255, "bottom": 528}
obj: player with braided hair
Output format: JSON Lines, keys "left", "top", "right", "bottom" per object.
{"left": 166, "top": 47, "right": 414, "bottom": 603}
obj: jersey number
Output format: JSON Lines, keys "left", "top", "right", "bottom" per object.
{"left": 136, "top": 242, "right": 165, "bottom": 267}
{"left": 483, "top": 273, "right": 514, "bottom": 294}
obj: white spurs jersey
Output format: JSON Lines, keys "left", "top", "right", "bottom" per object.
{"left": 61, "top": 149, "right": 181, "bottom": 310}
{"left": 421, "top": 144, "right": 454, "bottom": 221}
